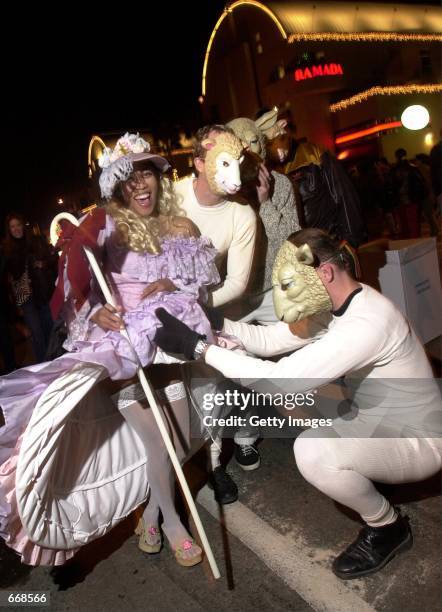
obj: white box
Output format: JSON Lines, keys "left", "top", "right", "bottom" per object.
{"left": 378, "top": 238, "right": 442, "bottom": 344}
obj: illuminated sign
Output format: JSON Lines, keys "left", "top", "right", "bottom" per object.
{"left": 335, "top": 121, "right": 402, "bottom": 145}
{"left": 294, "top": 63, "right": 344, "bottom": 82}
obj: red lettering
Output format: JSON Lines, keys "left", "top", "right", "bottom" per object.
{"left": 294, "top": 63, "right": 344, "bottom": 83}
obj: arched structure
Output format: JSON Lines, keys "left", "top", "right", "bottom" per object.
{"left": 88, "top": 135, "right": 107, "bottom": 178}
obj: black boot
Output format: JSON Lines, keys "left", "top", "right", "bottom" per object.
{"left": 332, "top": 513, "right": 413, "bottom": 579}
{"left": 208, "top": 466, "right": 238, "bottom": 505}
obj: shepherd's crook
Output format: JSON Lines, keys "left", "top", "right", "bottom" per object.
{"left": 50, "top": 212, "right": 220, "bottom": 580}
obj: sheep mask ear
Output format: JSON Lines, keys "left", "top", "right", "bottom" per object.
{"left": 256, "top": 109, "right": 287, "bottom": 142}
{"left": 201, "top": 138, "right": 216, "bottom": 151}
{"left": 268, "top": 119, "right": 288, "bottom": 141}
{"left": 295, "top": 243, "right": 315, "bottom": 265}
{"left": 272, "top": 241, "right": 332, "bottom": 323}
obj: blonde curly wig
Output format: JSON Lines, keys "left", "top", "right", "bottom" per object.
{"left": 107, "top": 175, "right": 184, "bottom": 254}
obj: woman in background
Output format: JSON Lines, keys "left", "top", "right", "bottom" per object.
{"left": 3, "top": 213, "right": 55, "bottom": 363}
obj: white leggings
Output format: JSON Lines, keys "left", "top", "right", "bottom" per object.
{"left": 294, "top": 432, "right": 442, "bottom": 526}
{"left": 119, "top": 381, "right": 193, "bottom": 545}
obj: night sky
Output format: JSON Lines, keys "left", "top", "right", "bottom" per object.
{"left": 5, "top": 1, "right": 226, "bottom": 229}
{"left": 4, "top": 0, "right": 438, "bottom": 230}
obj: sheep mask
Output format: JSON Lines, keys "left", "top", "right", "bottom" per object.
{"left": 202, "top": 132, "right": 244, "bottom": 196}
{"left": 272, "top": 241, "right": 332, "bottom": 323}
{"left": 227, "top": 109, "right": 287, "bottom": 161}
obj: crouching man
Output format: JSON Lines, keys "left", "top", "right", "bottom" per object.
{"left": 154, "top": 228, "right": 442, "bottom": 579}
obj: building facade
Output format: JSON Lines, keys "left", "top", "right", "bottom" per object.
{"left": 201, "top": 1, "right": 442, "bottom": 161}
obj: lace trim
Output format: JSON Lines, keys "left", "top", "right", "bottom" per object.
{"left": 157, "top": 382, "right": 186, "bottom": 403}
{"left": 111, "top": 381, "right": 186, "bottom": 409}
{"left": 111, "top": 382, "right": 146, "bottom": 409}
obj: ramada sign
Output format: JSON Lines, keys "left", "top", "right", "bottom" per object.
{"left": 294, "top": 63, "right": 344, "bottom": 82}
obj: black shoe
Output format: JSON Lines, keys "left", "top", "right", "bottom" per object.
{"left": 332, "top": 514, "right": 413, "bottom": 580}
{"left": 234, "top": 443, "right": 261, "bottom": 471}
{"left": 208, "top": 466, "right": 238, "bottom": 505}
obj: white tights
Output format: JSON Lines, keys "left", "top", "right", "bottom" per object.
{"left": 121, "top": 382, "right": 192, "bottom": 546}
{"left": 294, "top": 432, "right": 442, "bottom": 526}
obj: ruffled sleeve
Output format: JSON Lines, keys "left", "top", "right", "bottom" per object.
{"left": 159, "top": 236, "right": 220, "bottom": 301}
{"left": 63, "top": 295, "right": 102, "bottom": 349}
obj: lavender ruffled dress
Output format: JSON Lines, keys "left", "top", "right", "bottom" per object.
{"left": 0, "top": 214, "right": 219, "bottom": 565}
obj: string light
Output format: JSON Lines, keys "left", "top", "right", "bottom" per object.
{"left": 330, "top": 84, "right": 442, "bottom": 112}
{"left": 289, "top": 32, "right": 442, "bottom": 43}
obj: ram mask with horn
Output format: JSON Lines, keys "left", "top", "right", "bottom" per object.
{"left": 272, "top": 241, "right": 332, "bottom": 323}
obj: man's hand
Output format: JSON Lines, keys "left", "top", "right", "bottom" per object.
{"left": 155, "top": 308, "right": 205, "bottom": 360}
{"left": 91, "top": 303, "right": 124, "bottom": 332}
{"left": 141, "top": 278, "right": 177, "bottom": 300}
{"left": 256, "top": 163, "right": 271, "bottom": 204}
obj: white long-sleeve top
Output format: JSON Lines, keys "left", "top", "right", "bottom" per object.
{"left": 206, "top": 284, "right": 441, "bottom": 435}
{"left": 175, "top": 176, "right": 256, "bottom": 307}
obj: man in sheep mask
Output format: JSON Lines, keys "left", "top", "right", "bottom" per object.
{"left": 175, "top": 125, "right": 256, "bottom": 309}
{"left": 222, "top": 110, "right": 300, "bottom": 472}
{"left": 227, "top": 109, "right": 300, "bottom": 326}
{"left": 155, "top": 227, "right": 442, "bottom": 580}
{"left": 175, "top": 125, "right": 256, "bottom": 504}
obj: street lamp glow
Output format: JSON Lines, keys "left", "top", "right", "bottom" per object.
{"left": 424, "top": 132, "right": 434, "bottom": 147}
{"left": 401, "top": 105, "right": 430, "bottom": 130}
{"left": 57, "top": 198, "right": 64, "bottom": 205}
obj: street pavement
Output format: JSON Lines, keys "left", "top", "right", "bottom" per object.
{"left": 1, "top": 437, "right": 440, "bottom": 612}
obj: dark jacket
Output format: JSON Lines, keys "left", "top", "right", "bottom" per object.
{"left": 295, "top": 151, "right": 366, "bottom": 247}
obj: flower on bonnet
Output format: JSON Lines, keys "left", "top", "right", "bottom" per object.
{"left": 98, "top": 133, "right": 151, "bottom": 169}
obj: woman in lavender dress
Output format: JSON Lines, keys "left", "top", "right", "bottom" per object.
{"left": 0, "top": 134, "right": 219, "bottom": 567}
